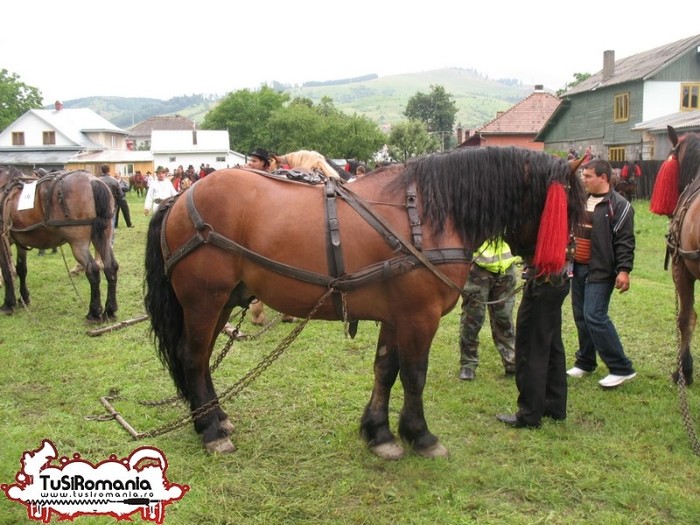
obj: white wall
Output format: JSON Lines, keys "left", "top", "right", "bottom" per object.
{"left": 643, "top": 81, "right": 682, "bottom": 121}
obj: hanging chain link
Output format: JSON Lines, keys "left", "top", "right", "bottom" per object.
{"left": 97, "top": 289, "right": 333, "bottom": 440}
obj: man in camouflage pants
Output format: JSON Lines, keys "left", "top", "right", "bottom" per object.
{"left": 459, "top": 238, "right": 518, "bottom": 380}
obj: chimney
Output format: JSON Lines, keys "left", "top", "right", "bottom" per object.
{"left": 54, "top": 100, "right": 63, "bottom": 111}
{"left": 603, "top": 50, "right": 615, "bottom": 81}
{"left": 456, "top": 125, "right": 463, "bottom": 144}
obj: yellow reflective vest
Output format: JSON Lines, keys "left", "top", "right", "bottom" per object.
{"left": 473, "top": 239, "right": 519, "bottom": 274}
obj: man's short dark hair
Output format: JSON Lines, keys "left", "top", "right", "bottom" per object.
{"left": 583, "top": 159, "right": 612, "bottom": 179}
{"left": 100, "top": 164, "right": 109, "bottom": 175}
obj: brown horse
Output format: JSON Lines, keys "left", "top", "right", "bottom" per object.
{"left": 615, "top": 175, "right": 639, "bottom": 202}
{"left": 129, "top": 171, "right": 148, "bottom": 197}
{"left": 144, "top": 147, "right": 585, "bottom": 458}
{"left": 664, "top": 126, "right": 700, "bottom": 385}
{"left": 0, "top": 167, "right": 119, "bottom": 321}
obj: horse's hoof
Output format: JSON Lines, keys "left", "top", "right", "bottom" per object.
{"left": 370, "top": 441, "right": 405, "bottom": 460}
{"left": 205, "top": 437, "right": 237, "bottom": 454}
{"left": 1, "top": 307, "right": 14, "bottom": 316}
{"left": 414, "top": 442, "right": 449, "bottom": 459}
{"left": 219, "top": 418, "right": 235, "bottom": 435}
{"left": 85, "top": 315, "right": 102, "bottom": 324}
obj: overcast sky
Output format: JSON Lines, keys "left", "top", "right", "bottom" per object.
{"left": 3, "top": 0, "right": 699, "bottom": 105}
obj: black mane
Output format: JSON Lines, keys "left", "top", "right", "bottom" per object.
{"left": 395, "top": 147, "right": 584, "bottom": 249}
{"left": 680, "top": 132, "right": 700, "bottom": 191}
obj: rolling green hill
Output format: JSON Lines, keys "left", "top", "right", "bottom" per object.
{"left": 57, "top": 68, "right": 538, "bottom": 131}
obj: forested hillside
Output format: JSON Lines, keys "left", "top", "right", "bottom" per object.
{"left": 52, "top": 68, "right": 538, "bottom": 130}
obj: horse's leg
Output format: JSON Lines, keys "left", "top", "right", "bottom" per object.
{"left": 181, "top": 313, "right": 236, "bottom": 454}
{"left": 70, "top": 242, "right": 104, "bottom": 321}
{"left": 15, "top": 246, "right": 30, "bottom": 306}
{"left": 673, "top": 261, "right": 696, "bottom": 386}
{"left": 0, "top": 240, "right": 18, "bottom": 314}
{"left": 360, "top": 322, "right": 404, "bottom": 459}
{"left": 249, "top": 299, "right": 266, "bottom": 325}
{"left": 95, "top": 241, "right": 119, "bottom": 321}
{"left": 395, "top": 317, "right": 447, "bottom": 458}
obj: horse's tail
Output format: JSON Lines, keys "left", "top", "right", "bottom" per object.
{"left": 90, "top": 179, "right": 113, "bottom": 248}
{"left": 144, "top": 202, "right": 187, "bottom": 400}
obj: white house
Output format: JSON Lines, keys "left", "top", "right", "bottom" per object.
{"left": 0, "top": 101, "right": 129, "bottom": 172}
{"left": 150, "top": 129, "right": 245, "bottom": 172}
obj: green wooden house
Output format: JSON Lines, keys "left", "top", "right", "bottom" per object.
{"left": 536, "top": 34, "right": 700, "bottom": 162}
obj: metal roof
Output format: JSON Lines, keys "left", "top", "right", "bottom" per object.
{"left": 565, "top": 34, "right": 700, "bottom": 96}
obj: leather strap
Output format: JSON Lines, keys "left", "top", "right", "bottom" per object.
{"left": 406, "top": 180, "right": 422, "bottom": 250}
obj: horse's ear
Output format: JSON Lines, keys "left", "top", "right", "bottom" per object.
{"left": 668, "top": 125, "right": 679, "bottom": 148}
{"left": 568, "top": 156, "right": 585, "bottom": 174}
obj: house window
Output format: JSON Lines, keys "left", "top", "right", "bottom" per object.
{"left": 681, "top": 83, "right": 700, "bottom": 110}
{"left": 169, "top": 156, "right": 177, "bottom": 163}
{"left": 43, "top": 131, "right": 56, "bottom": 145}
{"left": 613, "top": 93, "right": 629, "bottom": 122}
{"left": 216, "top": 156, "right": 225, "bottom": 162}
{"left": 609, "top": 147, "right": 625, "bottom": 162}
{"left": 12, "top": 132, "right": 25, "bottom": 146}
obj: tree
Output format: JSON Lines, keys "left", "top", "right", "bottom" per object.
{"left": 0, "top": 69, "right": 43, "bottom": 131}
{"left": 404, "top": 85, "right": 457, "bottom": 150}
{"left": 201, "top": 85, "right": 289, "bottom": 154}
{"left": 266, "top": 97, "right": 384, "bottom": 161}
{"left": 203, "top": 90, "right": 385, "bottom": 162}
{"left": 386, "top": 120, "right": 441, "bottom": 163}
{"left": 556, "top": 73, "right": 591, "bottom": 97}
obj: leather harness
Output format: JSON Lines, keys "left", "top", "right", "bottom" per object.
{"left": 0, "top": 172, "right": 96, "bottom": 249}
{"left": 160, "top": 172, "right": 472, "bottom": 323}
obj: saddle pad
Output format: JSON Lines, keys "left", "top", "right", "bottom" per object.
{"left": 17, "top": 181, "right": 38, "bottom": 211}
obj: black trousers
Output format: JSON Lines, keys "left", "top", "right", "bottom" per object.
{"left": 114, "top": 198, "right": 132, "bottom": 228}
{"left": 515, "top": 278, "right": 571, "bottom": 426}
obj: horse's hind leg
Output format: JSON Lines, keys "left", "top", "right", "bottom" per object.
{"left": 96, "top": 242, "right": 119, "bottom": 320}
{"left": 15, "top": 246, "right": 30, "bottom": 306}
{"left": 0, "top": 241, "right": 19, "bottom": 314}
{"left": 673, "top": 262, "right": 695, "bottom": 386}
{"left": 70, "top": 242, "right": 104, "bottom": 321}
{"left": 361, "top": 323, "right": 405, "bottom": 460}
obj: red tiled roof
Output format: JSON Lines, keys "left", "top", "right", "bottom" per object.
{"left": 479, "top": 91, "right": 560, "bottom": 135}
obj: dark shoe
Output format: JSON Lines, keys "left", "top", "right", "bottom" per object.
{"left": 543, "top": 412, "right": 566, "bottom": 421}
{"left": 496, "top": 414, "right": 540, "bottom": 429}
{"left": 459, "top": 367, "right": 475, "bottom": 381}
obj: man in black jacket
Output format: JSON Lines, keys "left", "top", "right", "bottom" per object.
{"left": 99, "top": 164, "right": 132, "bottom": 229}
{"left": 567, "top": 159, "right": 636, "bottom": 389}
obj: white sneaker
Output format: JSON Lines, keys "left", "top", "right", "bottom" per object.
{"left": 598, "top": 373, "right": 637, "bottom": 388}
{"left": 566, "top": 367, "right": 589, "bottom": 378}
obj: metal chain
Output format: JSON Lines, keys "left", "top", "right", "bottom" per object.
{"left": 59, "top": 245, "right": 88, "bottom": 310}
{"left": 674, "top": 285, "right": 700, "bottom": 455}
{"left": 125, "top": 289, "right": 333, "bottom": 440}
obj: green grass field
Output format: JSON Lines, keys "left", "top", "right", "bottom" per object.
{"left": 0, "top": 192, "right": 699, "bottom": 524}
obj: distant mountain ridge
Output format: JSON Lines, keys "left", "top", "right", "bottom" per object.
{"left": 52, "top": 68, "right": 538, "bottom": 131}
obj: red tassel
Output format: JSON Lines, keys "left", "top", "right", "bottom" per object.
{"left": 533, "top": 182, "right": 568, "bottom": 275}
{"left": 650, "top": 156, "right": 679, "bottom": 216}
